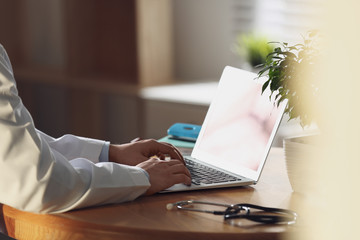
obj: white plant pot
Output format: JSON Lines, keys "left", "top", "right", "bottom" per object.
{"left": 283, "top": 135, "right": 321, "bottom": 193}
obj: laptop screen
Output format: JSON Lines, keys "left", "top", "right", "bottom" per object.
{"left": 192, "top": 66, "right": 286, "bottom": 181}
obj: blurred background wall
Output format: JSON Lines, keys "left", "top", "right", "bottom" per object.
{"left": 0, "top": 0, "right": 322, "bottom": 144}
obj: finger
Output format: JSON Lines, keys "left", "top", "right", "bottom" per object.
{"left": 170, "top": 173, "right": 192, "bottom": 186}
{"left": 149, "top": 155, "right": 161, "bottom": 161}
{"left": 143, "top": 139, "right": 183, "bottom": 162}
{"left": 154, "top": 152, "right": 172, "bottom": 161}
{"left": 168, "top": 161, "right": 191, "bottom": 178}
{"left": 166, "top": 159, "right": 185, "bottom": 166}
{"left": 152, "top": 159, "right": 191, "bottom": 178}
{"left": 154, "top": 152, "right": 165, "bottom": 160}
{"left": 161, "top": 143, "right": 184, "bottom": 160}
{"left": 156, "top": 142, "right": 184, "bottom": 164}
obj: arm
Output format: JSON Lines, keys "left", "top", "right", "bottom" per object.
{"left": 0, "top": 45, "right": 150, "bottom": 213}
{"left": 0, "top": 45, "right": 190, "bottom": 213}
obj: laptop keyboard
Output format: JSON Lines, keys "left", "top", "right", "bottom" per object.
{"left": 185, "top": 158, "right": 242, "bottom": 185}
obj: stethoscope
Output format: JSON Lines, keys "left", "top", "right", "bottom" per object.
{"left": 167, "top": 200, "right": 297, "bottom": 224}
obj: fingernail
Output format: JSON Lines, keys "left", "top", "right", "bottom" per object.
{"left": 164, "top": 154, "right": 171, "bottom": 161}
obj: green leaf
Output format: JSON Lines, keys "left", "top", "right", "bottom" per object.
{"left": 274, "top": 47, "right": 282, "bottom": 53}
{"left": 275, "top": 92, "right": 282, "bottom": 101}
{"left": 261, "top": 80, "right": 270, "bottom": 94}
{"left": 254, "top": 63, "right": 265, "bottom": 69}
{"left": 267, "top": 41, "right": 281, "bottom": 45}
{"left": 270, "top": 75, "right": 280, "bottom": 91}
{"left": 258, "top": 65, "right": 271, "bottom": 76}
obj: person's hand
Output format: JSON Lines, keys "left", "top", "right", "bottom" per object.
{"left": 108, "top": 139, "right": 185, "bottom": 166}
{"left": 136, "top": 157, "right": 191, "bottom": 195}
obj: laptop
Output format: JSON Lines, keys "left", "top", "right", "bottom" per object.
{"left": 163, "top": 66, "right": 287, "bottom": 192}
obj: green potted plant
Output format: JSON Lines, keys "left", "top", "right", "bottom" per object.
{"left": 256, "top": 31, "right": 321, "bottom": 192}
{"left": 257, "top": 30, "right": 321, "bottom": 128}
{"left": 235, "top": 33, "right": 274, "bottom": 70}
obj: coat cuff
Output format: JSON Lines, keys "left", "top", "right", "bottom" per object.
{"left": 99, "top": 141, "right": 110, "bottom": 162}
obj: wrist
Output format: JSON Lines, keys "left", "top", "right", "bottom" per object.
{"left": 108, "top": 144, "right": 117, "bottom": 163}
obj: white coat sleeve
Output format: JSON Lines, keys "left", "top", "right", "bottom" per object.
{"left": 36, "top": 130, "right": 106, "bottom": 164}
{"left": 0, "top": 45, "right": 150, "bottom": 213}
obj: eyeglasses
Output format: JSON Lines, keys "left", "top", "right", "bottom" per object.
{"left": 167, "top": 200, "right": 297, "bottom": 225}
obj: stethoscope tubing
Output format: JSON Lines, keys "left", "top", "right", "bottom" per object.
{"left": 167, "top": 200, "right": 297, "bottom": 224}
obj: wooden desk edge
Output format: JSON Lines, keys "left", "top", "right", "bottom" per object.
{"left": 3, "top": 204, "right": 290, "bottom": 240}
{"left": 3, "top": 148, "right": 297, "bottom": 240}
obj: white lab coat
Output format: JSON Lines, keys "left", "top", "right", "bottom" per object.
{"left": 0, "top": 45, "right": 150, "bottom": 213}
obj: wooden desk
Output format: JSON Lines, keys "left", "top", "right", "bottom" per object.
{"left": 3, "top": 148, "right": 300, "bottom": 240}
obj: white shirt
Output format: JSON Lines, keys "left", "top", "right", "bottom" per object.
{"left": 0, "top": 45, "right": 150, "bottom": 213}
